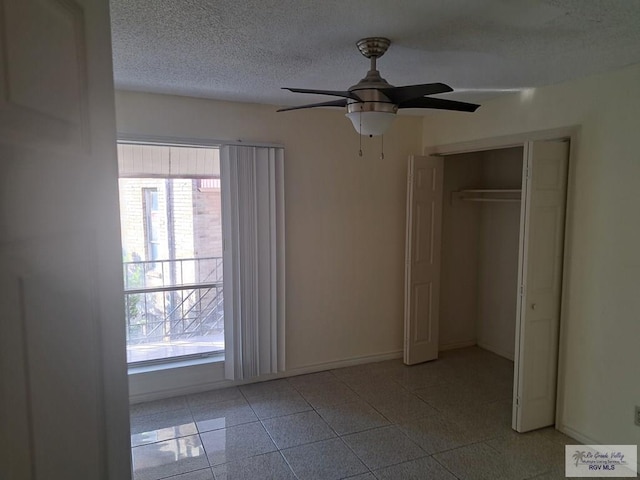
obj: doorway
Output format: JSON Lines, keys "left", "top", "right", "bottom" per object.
{"left": 404, "top": 134, "right": 573, "bottom": 433}
{"left": 439, "top": 146, "right": 523, "bottom": 360}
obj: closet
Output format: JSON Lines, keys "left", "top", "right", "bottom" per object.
{"left": 440, "top": 146, "right": 523, "bottom": 360}
{"left": 404, "top": 138, "right": 570, "bottom": 433}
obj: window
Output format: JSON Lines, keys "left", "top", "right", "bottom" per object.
{"left": 118, "top": 143, "right": 224, "bottom": 365}
{"left": 118, "top": 141, "right": 285, "bottom": 388}
{"left": 142, "top": 188, "right": 160, "bottom": 261}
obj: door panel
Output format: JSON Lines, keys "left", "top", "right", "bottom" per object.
{"left": 1, "top": 235, "right": 105, "bottom": 477}
{"left": 0, "top": 0, "right": 88, "bottom": 149}
{"left": 414, "top": 282, "right": 434, "bottom": 342}
{"left": 404, "top": 155, "right": 443, "bottom": 365}
{"left": 513, "top": 139, "right": 569, "bottom": 432}
{"left": 0, "top": 0, "right": 131, "bottom": 478}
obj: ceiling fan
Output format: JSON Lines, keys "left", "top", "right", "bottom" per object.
{"left": 277, "top": 37, "right": 480, "bottom": 137}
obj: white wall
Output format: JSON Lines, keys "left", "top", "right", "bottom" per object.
{"left": 422, "top": 64, "right": 640, "bottom": 446}
{"left": 115, "top": 91, "right": 423, "bottom": 377}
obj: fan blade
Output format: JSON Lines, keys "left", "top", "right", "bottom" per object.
{"left": 398, "top": 97, "right": 480, "bottom": 112}
{"left": 277, "top": 99, "right": 348, "bottom": 112}
{"left": 380, "top": 83, "right": 453, "bottom": 103}
{"left": 282, "top": 87, "right": 361, "bottom": 101}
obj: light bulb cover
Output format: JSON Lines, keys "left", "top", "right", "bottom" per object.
{"left": 346, "top": 110, "right": 396, "bottom": 136}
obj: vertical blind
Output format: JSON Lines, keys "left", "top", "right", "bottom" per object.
{"left": 221, "top": 145, "right": 285, "bottom": 380}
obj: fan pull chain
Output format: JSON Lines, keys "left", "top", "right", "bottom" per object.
{"left": 380, "top": 134, "right": 384, "bottom": 160}
{"left": 359, "top": 108, "right": 363, "bottom": 157}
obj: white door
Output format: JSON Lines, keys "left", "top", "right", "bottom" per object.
{"left": 404, "top": 155, "right": 444, "bottom": 365}
{"left": 0, "top": 1, "right": 131, "bottom": 479}
{"left": 513, "top": 139, "right": 570, "bottom": 432}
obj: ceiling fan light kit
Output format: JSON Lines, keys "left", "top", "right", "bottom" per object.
{"left": 278, "top": 37, "right": 480, "bottom": 139}
{"left": 346, "top": 109, "right": 396, "bottom": 137}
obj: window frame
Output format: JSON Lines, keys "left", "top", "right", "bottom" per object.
{"left": 117, "top": 139, "right": 225, "bottom": 368}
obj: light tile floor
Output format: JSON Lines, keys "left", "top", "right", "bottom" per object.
{"left": 130, "top": 346, "right": 579, "bottom": 480}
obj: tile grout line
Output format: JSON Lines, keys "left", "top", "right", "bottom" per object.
{"left": 297, "top": 374, "right": 410, "bottom": 477}
{"left": 183, "top": 396, "right": 217, "bottom": 479}
{"left": 241, "top": 385, "right": 302, "bottom": 479}
{"left": 281, "top": 375, "right": 379, "bottom": 477}
{"left": 241, "top": 379, "right": 360, "bottom": 478}
{"left": 283, "top": 379, "right": 370, "bottom": 477}
{"left": 430, "top": 451, "right": 464, "bottom": 480}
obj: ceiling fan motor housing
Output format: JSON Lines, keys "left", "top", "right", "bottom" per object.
{"left": 347, "top": 83, "right": 397, "bottom": 115}
{"left": 348, "top": 37, "right": 397, "bottom": 115}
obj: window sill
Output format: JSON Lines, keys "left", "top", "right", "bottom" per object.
{"left": 128, "top": 353, "right": 225, "bottom": 375}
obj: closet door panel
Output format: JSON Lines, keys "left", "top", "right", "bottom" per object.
{"left": 513, "top": 140, "right": 569, "bottom": 432}
{"left": 404, "top": 155, "right": 443, "bottom": 365}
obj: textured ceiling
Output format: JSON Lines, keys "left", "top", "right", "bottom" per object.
{"left": 110, "top": 0, "right": 640, "bottom": 108}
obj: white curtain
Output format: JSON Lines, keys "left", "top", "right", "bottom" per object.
{"left": 221, "top": 145, "right": 285, "bottom": 380}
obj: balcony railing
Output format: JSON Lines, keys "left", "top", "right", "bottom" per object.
{"left": 123, "top": 257, "right": 224, "bottom": 361}
{"left": 123, "top": 256, "right": 223, "bottom": 291}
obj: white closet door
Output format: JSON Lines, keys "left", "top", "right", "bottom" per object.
{"left": 513, "top": 139, "right": 569, "bottom": 432}
{"left": 0, "top": 1, "right": 131, "bottom": 478}
{"left": 404, "top": 155, "right": 444, "bottom": 365}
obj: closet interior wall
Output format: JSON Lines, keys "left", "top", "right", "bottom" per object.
{"left": 439, "top": 147, "right": 523, "bottom": 360}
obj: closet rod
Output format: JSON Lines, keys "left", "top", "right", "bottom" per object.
{"left": 460, "top": 197, "right": 521, "bottom": 203}
{"left": 458, "top": 189, "right": 522, "bottom": 194}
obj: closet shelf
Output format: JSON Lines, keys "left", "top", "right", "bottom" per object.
{"left": 452, "top": 188, "right": 522, "bottom": 204}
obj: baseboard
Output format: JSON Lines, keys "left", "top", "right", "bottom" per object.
{"left": 558, "top": 424, "right": 598, "bottom": 445}
{"left": 283, "top": 350, "right": 403, "bottom": 377}
{"left": 129, "top": 349, "right": 403, "bottom": 404}
{"left": 438, "top": 340, "right": 476, "bottom": 351}
{"left": 476, "top": 341, "right": 515, "bottom": 361}
{"left": 129, "top": 378, "right": 235, "bottom": 404}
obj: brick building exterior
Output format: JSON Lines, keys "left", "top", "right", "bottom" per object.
{"left": 117, "top": 142, "right": 222, "bottom": 287}
{"left": 119, "top": 177, "right": 222, "bottom": 286}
